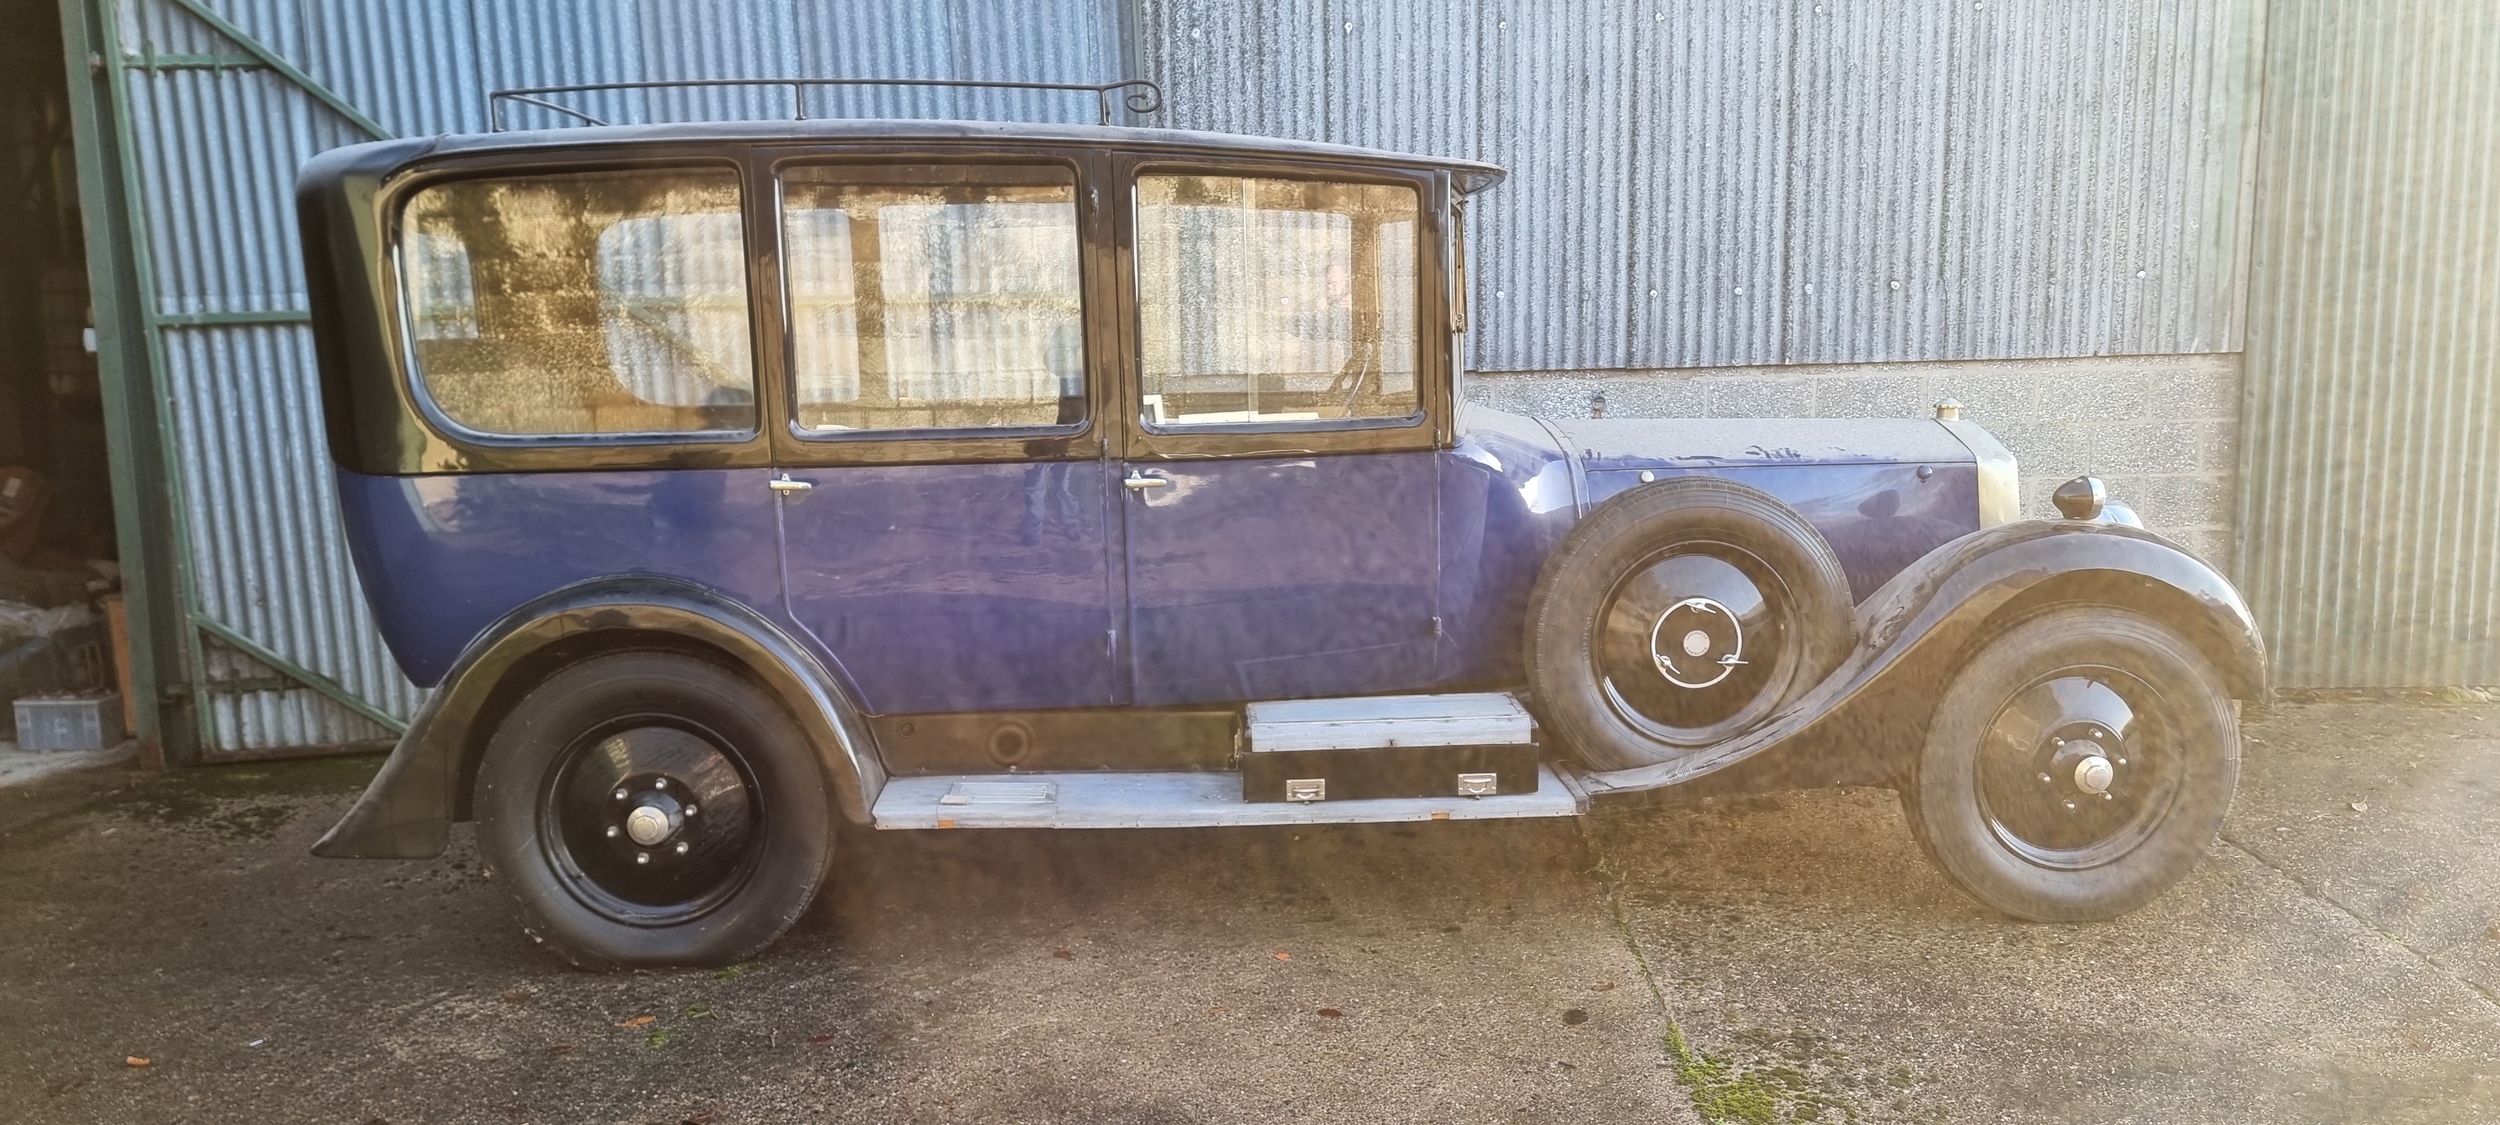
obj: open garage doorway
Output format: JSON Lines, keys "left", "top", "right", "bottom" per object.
{"left": 0, "top": 0, "right": 129, "bottom": 772}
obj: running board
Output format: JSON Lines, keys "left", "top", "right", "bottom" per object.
{"left": 870, "top": 764, "right": 1587, "bottom": 830}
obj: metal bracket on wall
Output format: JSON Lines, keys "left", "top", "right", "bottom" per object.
{"left": 156, "top": 0, "right": 393, "bottom": 140}
{"left": 192, "top": 615, "right": 408, "bottom": 736}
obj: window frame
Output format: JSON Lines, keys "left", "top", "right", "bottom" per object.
{"left": 379, "top": 151, "right": 773, "bottom": 470}
{"left": 759, "top": 145, "right": 1112, "bottom": 467}
{"left": 1112, "top": 154, "right": 1453, "bottom": 463}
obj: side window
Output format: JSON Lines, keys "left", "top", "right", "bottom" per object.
{"left": 398, "top": 168, "right": 754, "bottom": 438}
{"left": 779, "top": 163, "right": 1085, "bottom": 434}
{"left": 1134, "top": 175, "right": 1419, "bottom": 428}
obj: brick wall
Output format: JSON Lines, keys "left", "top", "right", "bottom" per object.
{"left": 1465, "top": 353, "right": 2242, "bottom": 570}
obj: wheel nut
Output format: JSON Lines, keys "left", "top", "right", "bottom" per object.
{"left": 2073, "top": 755, "right": 2116, "bottom": 795}
{"left": 2102, "top": 792, "right": 2115, "bottom": 800}
{"left": 674, "top": 841, "right": 690, "bottom": 855}
{"left": 613, "top": 788, "right": 628, "bottom": 801}
{"left": 605, "top": 825, "right": 619, "bottom": 839}
{"left": 684, "top": 804, "right": 698, "bottom": 817}
{"left": 635, "top": 852, "right": 650, "bottom": 865}
{"left": 624, "top": 804, "right": 673, "bottom": 846}
{"left": 654, "top": 778, "right": 668, "bottom": 790}
{"left": 2038, "top": 773, "right": 2053, "bottom": 784}
{"left": 2063, "top": 800, "right": 2077, "bottom": 810}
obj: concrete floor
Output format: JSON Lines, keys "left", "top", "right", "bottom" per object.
{"left": 0, "top": 701, "right": 2493, "bottom": 1124}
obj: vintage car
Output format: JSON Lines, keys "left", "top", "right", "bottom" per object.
{"left": 297, "top": 80, "right": 2265, "bottom": 968}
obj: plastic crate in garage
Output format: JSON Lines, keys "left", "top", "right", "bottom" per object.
{"left": 13, "top": 692, "right": 123, "bottom": 752}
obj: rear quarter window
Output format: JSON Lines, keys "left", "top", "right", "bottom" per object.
{"left": 396, "top": 167, "right": 756, "bottom": 439}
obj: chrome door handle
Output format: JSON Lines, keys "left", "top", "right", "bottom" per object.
{"left": 1123, "top": 472, "right": 1170, "bottom": 490}
{"left": 769, "top": 475, "right": 813, "bottom": 494}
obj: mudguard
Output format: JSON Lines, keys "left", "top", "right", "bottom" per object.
{"left": 311, "top": 577, "right": 885, "bottom": 859}
{"left": 1577, "top": 518, "right": 2268, "bottom": 804}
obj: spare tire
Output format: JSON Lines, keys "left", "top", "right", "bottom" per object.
{"left": 1525, "top": 477, "right": 1856, "bottom": 770}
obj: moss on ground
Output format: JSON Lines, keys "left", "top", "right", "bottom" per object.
{"left": 1665, "top": 1024, "right": 1940, "bottom": 1124}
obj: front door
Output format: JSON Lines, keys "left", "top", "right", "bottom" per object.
{"left": 1115, "top": 164, "right": 1449, "bottom": 706}
{"left": 768, "top": 153, "right": 1121, "bottom": 714}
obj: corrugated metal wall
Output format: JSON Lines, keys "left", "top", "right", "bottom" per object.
{"left": 2236, "top": 1, "right": 2500, "bottom": 687}
{"left": 1138, "top": 0, "right": 2256, "bottom": 374}
{"left": 104, "top": 0, "right": 1128, "bottom": 752}
{"left": 89, "top": 0, "right": 2284, "bottom": 750}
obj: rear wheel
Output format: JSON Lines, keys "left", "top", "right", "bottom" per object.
{"left": 1904, "top": 606, "right": 2238, "bottom": 921}
{"left": 475, "top": 651, "right": 834, "bottom": 969}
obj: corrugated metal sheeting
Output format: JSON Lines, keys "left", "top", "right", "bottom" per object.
{"left": 106, "top": 0, "right": 1127, "bottom": 752}
{"left": 2237, "top": 1, "right": 2500, "bottom": 687}
{"left": 1138, "top": 0, "right": 2256, "bottom": 374}
{"left": 93, "top": 0, "right": 2289, "bottom": 749}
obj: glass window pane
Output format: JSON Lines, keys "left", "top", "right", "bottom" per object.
{"left": 1135, "top": 175, "right": 1419, "bottom": 428}
{"left": 781, "top": 164, "right": 1084, "bottom": 433}
{"left": 399, "top": 168, "right": 756, "bottom": 437}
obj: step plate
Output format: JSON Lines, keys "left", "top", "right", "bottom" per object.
{"left": 1246, "top": 691, "right": 1533, "bottom": 752}
{"left": 872, "top": 764, "right": 1584, "bottom": 830}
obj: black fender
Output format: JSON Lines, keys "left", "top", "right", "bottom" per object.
{"left": 311, "top": 577, "right": 885, "bottom": 859}
{"left": 1577, "top": 518, "right": 2268, "bottom": 805}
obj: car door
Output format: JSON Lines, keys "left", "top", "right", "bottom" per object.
{"left": 765, "top": 150, "right": 1123, "bottom": 714}
{"left": 1114, "top": 159, "right": 1453, "bottom": 706}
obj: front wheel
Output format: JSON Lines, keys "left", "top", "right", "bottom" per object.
{"left": 1905, "top": 606, "right": 2239, "bottom": 922}
{"left": 475, "top": 651, "right": 835, "bottom": 969}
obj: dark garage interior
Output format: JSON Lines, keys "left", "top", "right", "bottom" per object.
{"left": 0, "top": 0, "right": 122, "bottom": 745}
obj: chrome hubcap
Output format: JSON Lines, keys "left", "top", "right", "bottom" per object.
{"left": 1650, "top": 596, "right": 1746, "bottom": 689}
{"left": 1595, "top": 545, "right": 1801, "bottom": 748}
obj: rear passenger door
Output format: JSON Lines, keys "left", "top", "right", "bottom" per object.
{"left": 763, "top": 150, "right": 1123, "bottom": 715}
{"left": 1112, "top": 159, "right": 1451, "bottom": 706}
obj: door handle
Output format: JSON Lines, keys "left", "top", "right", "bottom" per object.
{"left": 769, "top": 474, "right": 813, "bottom": 494}
{"left": 1122, "top": 472, "right": 1170, "bottom": 491}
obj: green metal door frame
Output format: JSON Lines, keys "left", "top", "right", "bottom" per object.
{"left": 53, "top": 0, "right": 415, "bottom": 763}
{"left": 55, "top": 0, "right": 198, "bottom": 765}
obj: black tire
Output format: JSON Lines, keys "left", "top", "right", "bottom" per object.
{"left": 1526, "top": 477, "right": 1856, "bottom": 770}
{"left": 1904, "top": 606, "right": 2238, "bottom": 922}
{"left": 475, "top": 651, "right": 834, "bottom": 969}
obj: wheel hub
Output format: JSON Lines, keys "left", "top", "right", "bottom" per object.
{"left": 2071, "top": 753, "right": 2115, "bottom": 795}
{"left": 1649, "top": 596, "right": 1746, "bottom": 689}
{"left": 547, "top": 725, "right": 760, "bottom": 918}
{"left": 623, "top": 794, "right": 681, "bottom": 846}
{"left": 1977, "top": 672, "right": 2181, "bottom": 870}
{"left": 1595, "top": 548, "right": 1797, "bottom": 747}
{"left": 2041, "top": 725, "right": 2129, "bottom": 804}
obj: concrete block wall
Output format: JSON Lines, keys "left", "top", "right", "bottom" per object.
{"left": 1466, "top": 353, "right": 2242, "bottom": 570}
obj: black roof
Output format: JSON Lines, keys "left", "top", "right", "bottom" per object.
{"left": 324, "top": 118, "right": 1508, "bottom": 195}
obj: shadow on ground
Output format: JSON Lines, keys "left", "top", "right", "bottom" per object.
{"left": 0, "top": 702, "right": 2492, "bottom": 1124}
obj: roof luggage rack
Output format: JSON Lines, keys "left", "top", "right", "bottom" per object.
{"left": 487, "top": 76, "right": 1165, "bottom": 131}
